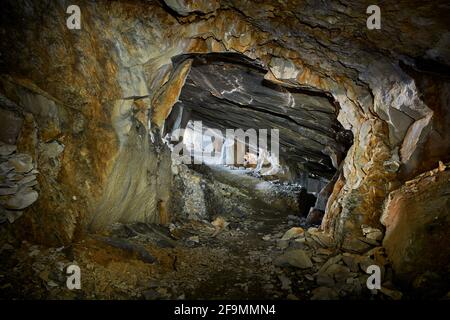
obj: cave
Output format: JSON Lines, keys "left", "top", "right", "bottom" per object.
{"left": 162, "top": 52, "right": 352, "bottom": 226}
{"left": 0, "top": 0, "right": 449, "bottom": 303}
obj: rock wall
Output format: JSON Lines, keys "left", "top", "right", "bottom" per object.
{"left": 381, "top": 162, "right": 450, "bottom": 295}
{"left": 170, "top": 164, "right": 302, "bottom": 220}
{"left": 0, "top": 0, "right": 449, "bottom": 281}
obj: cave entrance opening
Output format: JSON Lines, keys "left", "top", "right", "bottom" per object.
{"left": 163, "top": 52, "right": 352, "bottom": 225}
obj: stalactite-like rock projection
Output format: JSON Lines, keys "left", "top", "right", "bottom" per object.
{"left": 0, "top": 0, "right": 449, "bottom": 300}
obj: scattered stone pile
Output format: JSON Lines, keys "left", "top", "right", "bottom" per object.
{"left": 0, "top": 142, "right": 38, "bottom": 224}
{"left": 273, "top": 226, "right": 403, "bottom": 300}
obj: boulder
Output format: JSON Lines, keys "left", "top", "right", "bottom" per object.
{"left": 361, "top": 225, "right": 384, "bottom": 241}
{"left": 382, "top": 166, "right": 450, "bottom": 287}
{"left": 274, "top": 249, "right": 313, "bottom": 269}
{"left": 306, "top": 208, "right": 324, "bottom": 225}
{"left": 280, "top": 227, "right": 304, "bottom": 241}
{"left": 316, "top": 274, "right": 335, "bottom": 287}
{"left": 341, "top": 236, "right": 372, "bottom": 254}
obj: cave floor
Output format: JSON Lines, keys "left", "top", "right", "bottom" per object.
{"left": 0, "top": 166, "right": 308, "bottom": 299}
{"left": 0, "top": 166, "right": 396, "bottom": 300}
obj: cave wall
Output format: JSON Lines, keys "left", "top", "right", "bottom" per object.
{"left": 0, "top": 0, "right": 448, "bottom": 279}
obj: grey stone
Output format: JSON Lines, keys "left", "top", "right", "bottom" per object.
{"left": 278, "top": 275, "right": 292, "bottom": 291}
{"left": 342, "top": 254, "right": 360, "bottom": 273}
{"left": 280, "top": 227, "right": 304, "bottom": 241}
{"left": 274, "top": 249, "right": 313, "bottom": 269}
{"left": 316, "top": 274, "right": 335, "bottom": 287}
{"left": 0, "top": 185, "right": 18, "bottom": 196}
{"left": 3, "top": 189, "right": 38, "bottom": 210}
{"left": 317, "top": 254, "right": 342, "bottom": 275}
{"left": 342, "top": 236, "right": 372, "bottom": 254}
{"left": 311, "top": 287, "right": 339, "bottom": 300}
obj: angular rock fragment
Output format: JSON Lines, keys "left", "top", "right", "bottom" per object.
{"left": 316, "top": 274, "right": 335, "bottom": 287}
{"left": 341, "top": 236, "right": 372, "bottom": 254}
{"left": 382, "top": 167, "right": 450, "bottom": 285}
{"left": 342, "top": 253, "right": 360, "bottom": 273}
{"left": 361, "top": 225, "right": 383, "bottom": 241}
{"left": 96, "top": 237, "right": 157, "bottom": 264}
{"left": 274, "top": 249, "right": 313, "bottom": 269}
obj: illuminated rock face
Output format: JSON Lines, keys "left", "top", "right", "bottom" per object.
{"left": 0, "top": 0, "right": 449, "bottom": 283}
{"left": 381, "top": 165, "right": 450, "bottom": 291}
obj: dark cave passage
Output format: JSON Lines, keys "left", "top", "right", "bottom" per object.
{"left": 163, "top": 53, "right": 353, "bottom": 226}
{"left": 165, "top": 53, "right": 353, "bottom": 178}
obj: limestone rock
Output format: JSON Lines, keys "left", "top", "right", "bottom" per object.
{"left": 342, "top": 253, "right": 360, "bottom": 273}
{"left": 361, "top": 225, "right": 384, "bottom": 242}
{"left": 280, "top": 227, "right": 304, "bottom": 241}
{"left": 317, "top": 254, "right": 342, "bottom": 275}
{"left": 3, "top": 189, "right": 38, "bottom": 210}
{"left": 274, "top": 249, "right": 313, "bottom": 269}
{"left": 325, "top": 264, "right": 351, "bottom": 282}
{"left": 341, "top": 236, "right": 372, "bottom": 254}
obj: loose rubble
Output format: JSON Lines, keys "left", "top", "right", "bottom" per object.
{"left": 0, "top": 142, "right": 38, "bottom": 224}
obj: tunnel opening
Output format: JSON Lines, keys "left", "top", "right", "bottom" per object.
{"left": 163, "top": 52, "right": 353, "bottom": 225}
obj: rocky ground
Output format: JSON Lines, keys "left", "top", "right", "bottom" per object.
{"left": 0, "top": 164, "right": 415, "bottom": 300}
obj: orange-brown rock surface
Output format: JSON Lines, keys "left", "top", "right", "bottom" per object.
{"left": 382, "top": 163, "right": 450, "bottom": 293}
